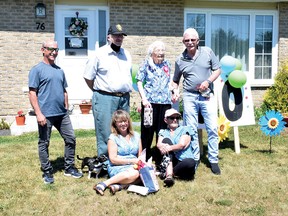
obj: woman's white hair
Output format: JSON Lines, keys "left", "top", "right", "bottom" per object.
{"left": 183, "top": 28, "right": 199, "bottom": 39}
{"left": 147, "top": 41, "right": 165, "bottom": 56}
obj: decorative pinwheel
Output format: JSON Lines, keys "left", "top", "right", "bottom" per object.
{"left": 218, "top": 115, "right": 231, "bottom": 143}
{"left": 259, "top": 110, "right": 285, "bottom": 153}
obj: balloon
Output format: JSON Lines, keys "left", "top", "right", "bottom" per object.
{"left": 132, "top": 64, "right": 139, "bottom": 84}
{"left": 131, "top": 64, "right": 146, "bottom": 92}
{"left": 132, "top": 83, "right": 138, "bottom": 91}
{"left": 220, "top": 55, "right": 236, "bottom": 74}
{"left": 220, "top": 71, "right": 229, "bottom": 82}
{"left": 234, "top": 59, "right": 242, "bottom": 70}
{"left": 228, "top": 70, "right": 247, "bottom": 88}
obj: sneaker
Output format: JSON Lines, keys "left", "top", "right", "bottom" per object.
{"left": 64, "top": 166, "right": 83, "bottom": 178}
{"left": 164, "top": 175, "right": 175, "bottom": 187}
{"left": 210, "top": 163, "right": 221, "bottom": 175}
{"left": 43, "top": 171, "right": 54, "bottom": 184}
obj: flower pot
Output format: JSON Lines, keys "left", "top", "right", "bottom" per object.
{"left": 79, "top": 104, "right": 92, "bottom": 114}
{"left": 15, "top": 116, "right": 26, "bottom": 125}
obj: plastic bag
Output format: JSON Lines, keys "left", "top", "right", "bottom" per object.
{"left": 139, "top": 165, "right": 159, "bottom": 193}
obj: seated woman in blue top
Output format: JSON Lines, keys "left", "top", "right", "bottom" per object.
{"left": 93, "top": 110, "right": 143, "bottom": 196}
{"left": 157, "top": 108, "right": 197, "bottom": 187}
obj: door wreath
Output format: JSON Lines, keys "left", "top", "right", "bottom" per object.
{"left": 68, "top": 12, "right": 88, "bottom": 37}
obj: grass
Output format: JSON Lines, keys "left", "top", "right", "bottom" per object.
{"left": 0, "top": 125, "right": 288, "bottom": 216}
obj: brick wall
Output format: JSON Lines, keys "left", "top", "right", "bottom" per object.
{"left": 0, "top": 0, "right": 54, "bottom": 116}
{"left": 278, "top": 2, "right": 288, "bottom": 65}
{"left": 0, "top": 0, "right": 287, "bottom": 116}
{"left": 109, "top": 0, "right": 184, "bottom": 68}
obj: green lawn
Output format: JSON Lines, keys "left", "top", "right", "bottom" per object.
{"left": 0, "top": 125, "right": 287, "bottom": 216}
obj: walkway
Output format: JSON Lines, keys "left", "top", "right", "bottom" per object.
{"left": 10, "top": 114, "right": 95, "bottom": 136}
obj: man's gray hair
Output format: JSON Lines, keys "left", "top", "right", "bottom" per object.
{"left": 42, "top": 40, "right": 58, "bottom": 48}
{"left": 183, "top": 28, "right": 199, "bottom": 39}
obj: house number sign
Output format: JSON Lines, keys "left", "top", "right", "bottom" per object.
{"left": 36, "top": 22, "right": 45, "bottom": 30}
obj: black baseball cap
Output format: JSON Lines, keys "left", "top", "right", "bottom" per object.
{"left": 107, "top": 24, "right": 127, "bottom": 36}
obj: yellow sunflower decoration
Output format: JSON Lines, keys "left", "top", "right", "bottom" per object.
{"left": 218, "top": 115, "right": 231, "bottom": 143}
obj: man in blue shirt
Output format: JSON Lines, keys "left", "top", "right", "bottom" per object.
{"left": 29, "top": 39, "right": 83, "bottom": 184}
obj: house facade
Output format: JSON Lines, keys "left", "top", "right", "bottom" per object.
{"left": 0, "top": 0, "right": 287, "bottom": 116}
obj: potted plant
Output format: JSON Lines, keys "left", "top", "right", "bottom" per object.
{"left": 15, "top": 110, "right": 26, "bottom": 125}
{"left": 262, "top": 62, "right": 288, "bottom": 126}
{"left": 79, "top": 100, "right": 92, "bottom": 114}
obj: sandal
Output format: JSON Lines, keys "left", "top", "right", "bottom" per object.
{"left": 93, "top": 182, "right": 107, "bottom": 196}
{"left": 108, "top": 184, "right": 122, "bottom": 195}
{"left": 164, "top": 175, "right": 175, "bottom": 187}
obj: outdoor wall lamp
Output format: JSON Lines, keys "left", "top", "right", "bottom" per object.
{"left": 35, "top": 3, "right": 46, "bottom": 18}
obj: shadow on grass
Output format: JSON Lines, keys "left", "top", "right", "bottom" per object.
{"left": 51, "top": 156, "right": 65, "bottom": 173}
{"left": 255, "top": 149, "right": 275, "bottom": 154}
{"left": 219, "top": 140, "right": 248, "bottom": 151}
{"left": 150, "top": 140, "right": 250, "bottom": 170}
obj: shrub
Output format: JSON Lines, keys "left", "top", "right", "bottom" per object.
{"left": 262, "top": 62, "right": 288, "bottom": 115}
{"left": 0, "top": 118, "right": 10, "bottom": 130}
{"left": 130, "top": 106, "right": 141, "bottom": 122}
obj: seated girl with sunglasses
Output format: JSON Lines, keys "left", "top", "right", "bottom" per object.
{"left": 157, "top": 108, "right": 197, "bottom": 187}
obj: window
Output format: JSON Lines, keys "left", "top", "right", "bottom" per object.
{"left": 185, "top": 9, "right": 278, "bottom": 86}
{"left": 255, "top": 15, "right": 273, "bottom": 79}
{"left": 58, "top": 8, "right": 108, "bottom": 57}
{"left": 98, "top": 10, "right": 107, "bottom": 48}
{"left": 65, "top": 16, "right": 88, "bottom": 56}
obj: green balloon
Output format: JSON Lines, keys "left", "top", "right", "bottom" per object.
{"left": 132, "top": 64, "right": 139, "bottom": 84}
{"left": 234, "top": 59, "right": 242, "bottom": 70}
{"left": 228, "top": 70, "right": 247, "bottom": 88}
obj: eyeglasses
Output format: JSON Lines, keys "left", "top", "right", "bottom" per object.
{"left": 43, "top": 47, "right": 59, "bottom": 52}
{"left": 167, "top": 116, "right": 180, "bottom": 120}
{"left": 184, "top": 39, "right": 198, "bottom": 43}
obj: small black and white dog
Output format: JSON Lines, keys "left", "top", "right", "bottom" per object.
{"left": 77, "top": 154, "right": 108, "bottom": 179}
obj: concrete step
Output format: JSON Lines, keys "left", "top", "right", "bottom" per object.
{"left": 10, "top": 113, "right": 95, "bottom": 136}
{"left": 9, "top": 113, "right": 141, "bottom": 136}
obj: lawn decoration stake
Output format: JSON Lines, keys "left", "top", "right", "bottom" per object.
{"left": 259, "top": 110, "right": 285, "bottom": 153}
{"left": 218, "top": 115, "right": 231, "bottom": 143}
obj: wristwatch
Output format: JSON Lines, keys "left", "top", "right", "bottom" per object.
{"left": 206, "top": 80, "right": 212, "bottom": 85}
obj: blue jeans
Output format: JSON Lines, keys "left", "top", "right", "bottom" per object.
{"left": 92, "top": 91, "right": 130, "bottom": 157}
{"left": 38, "top": 113, "right": 76, "bottom": 172}
{"left": 183, "top": 92, "right": 219, "bottom": 163}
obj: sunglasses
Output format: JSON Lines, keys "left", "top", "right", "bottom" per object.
{"left": 184, "top": 39, "right": 198, "bottom": 43}
{"left": 43, "top": 47, "right": 59, "bottom": 52}
{"left": 167, "top": 116, "right": 181, "bottom": 120}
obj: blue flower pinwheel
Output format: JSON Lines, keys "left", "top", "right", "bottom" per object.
{"left": 259, "top": 110, "right": 285, "bottom": 136}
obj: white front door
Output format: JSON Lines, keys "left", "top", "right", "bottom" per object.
{"left": 55, "top": 6, "right": 108, "bottom": 105}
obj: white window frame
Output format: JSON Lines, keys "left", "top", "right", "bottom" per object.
{"left": 184, "top": 8, "right": 279, "bottom": 87}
